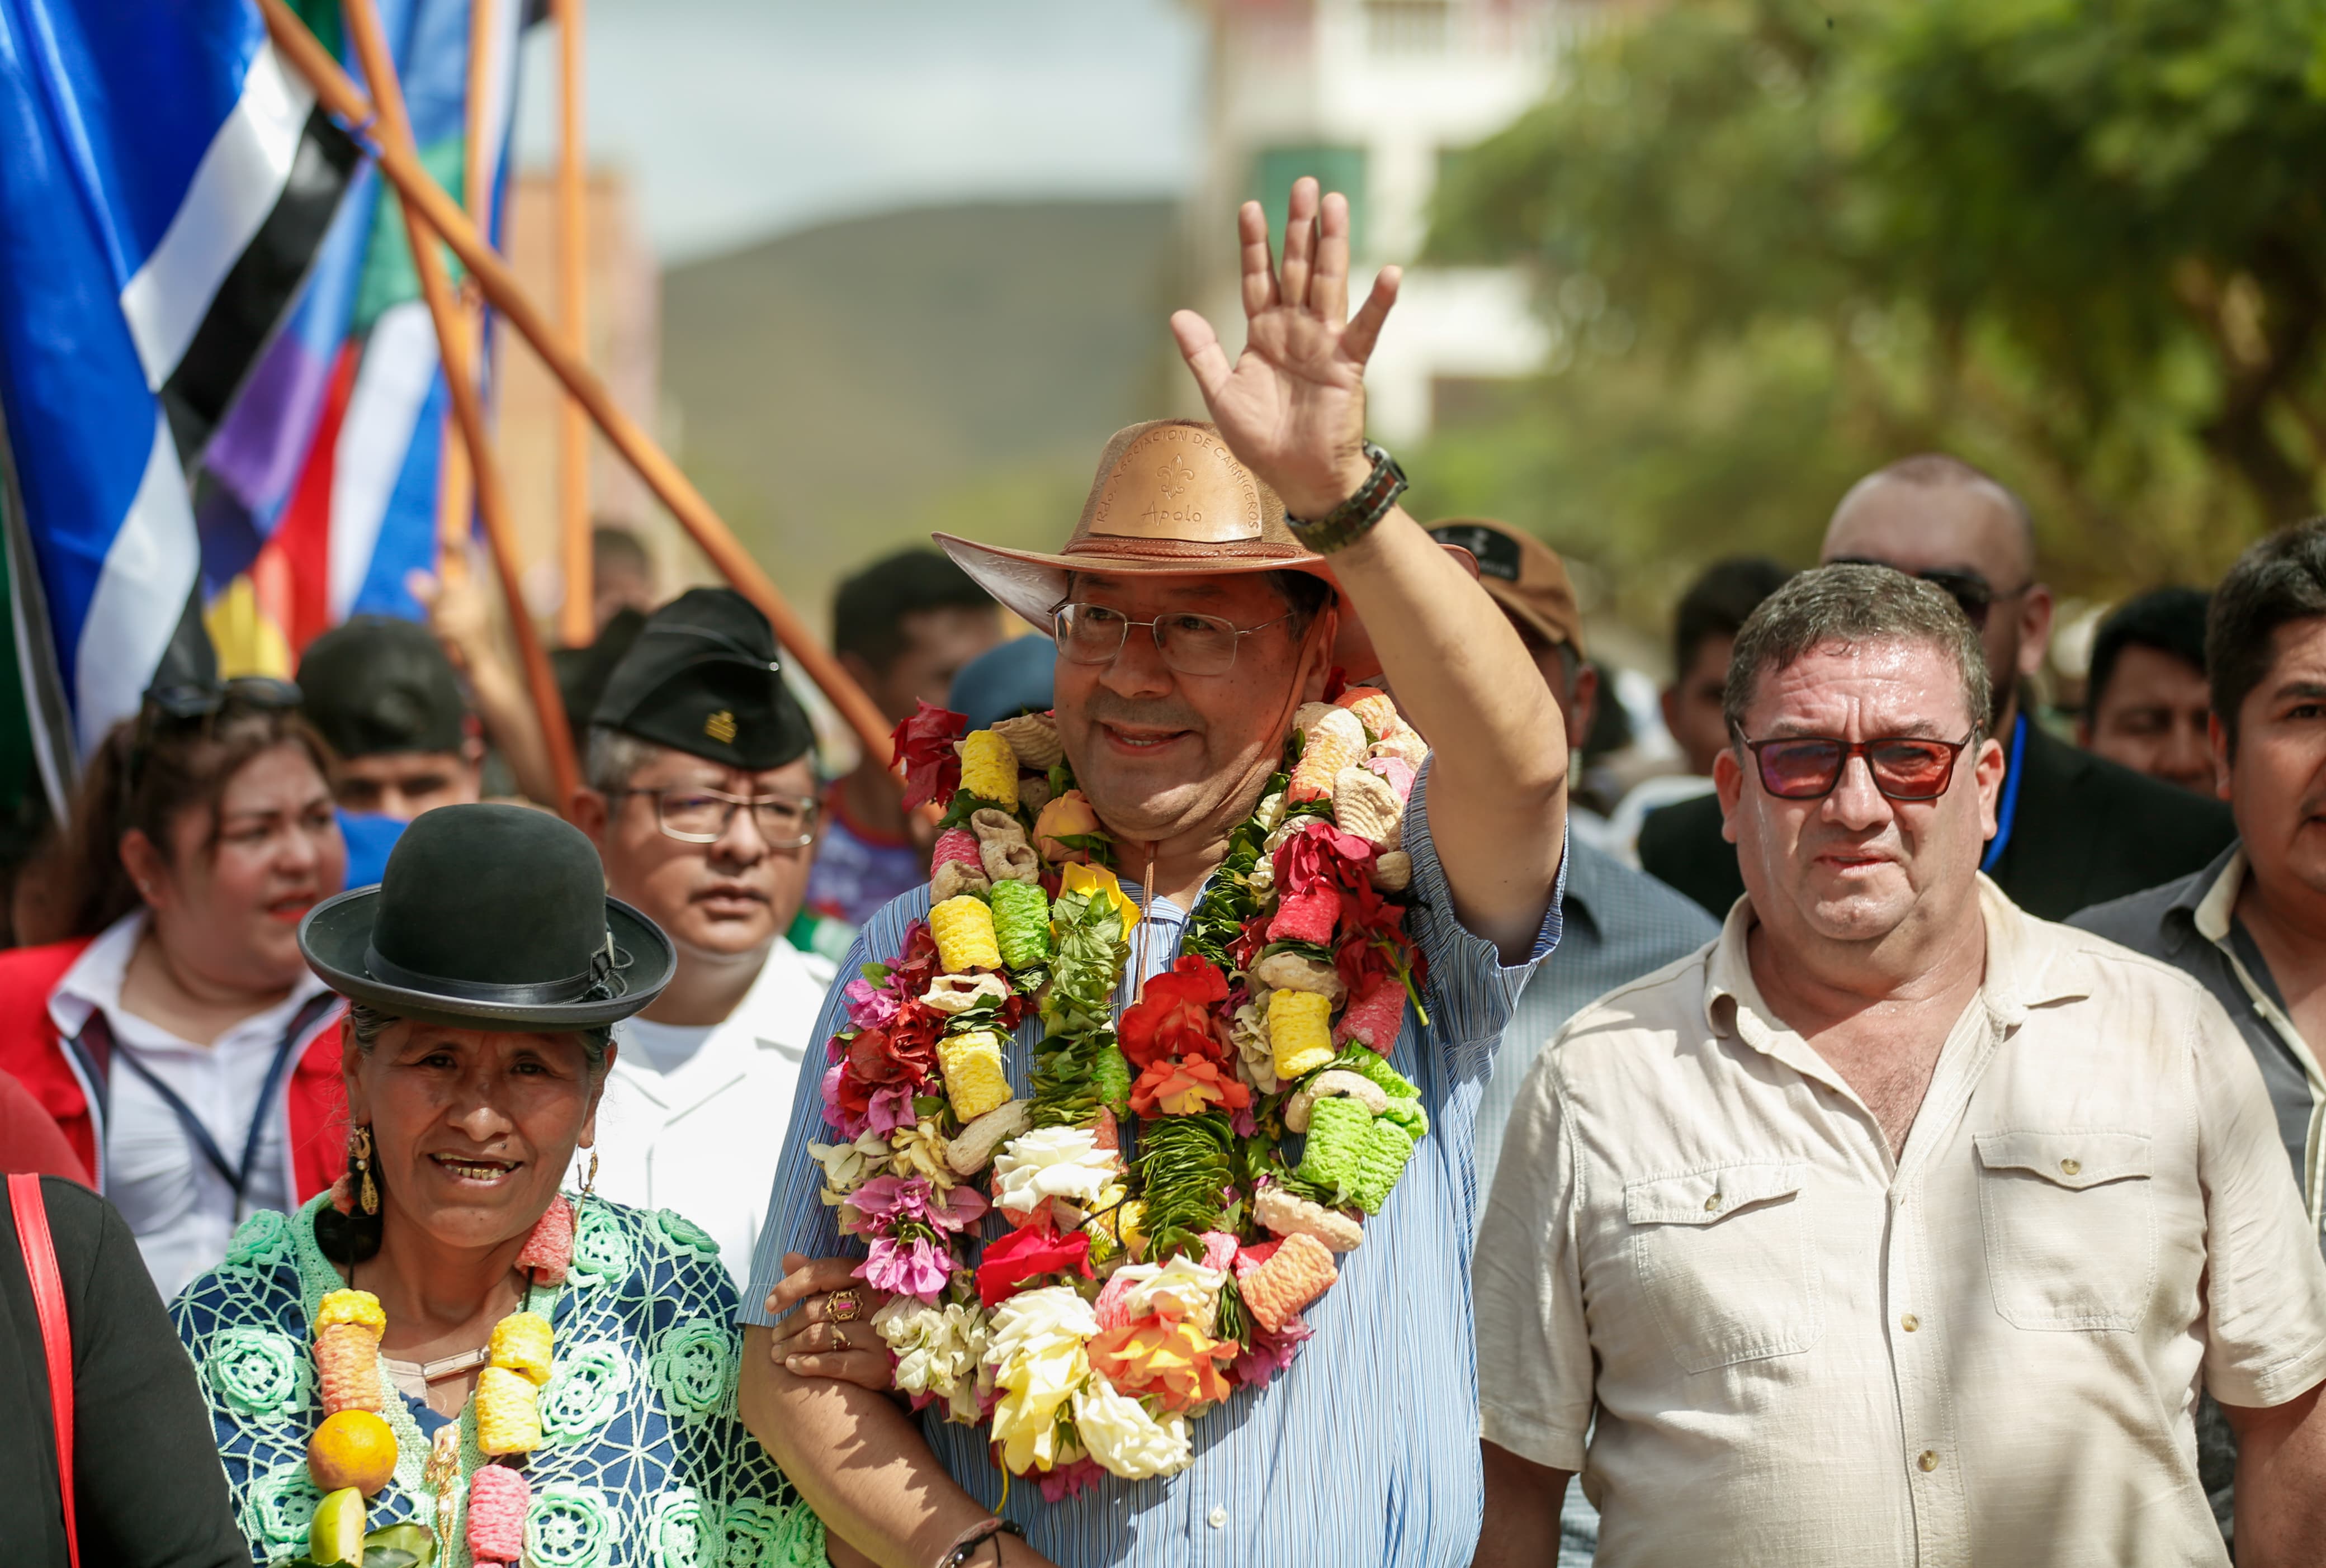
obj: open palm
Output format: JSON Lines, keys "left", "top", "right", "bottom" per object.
{"left": 1171, "top": 178, "right": 1401, "bottom": 519}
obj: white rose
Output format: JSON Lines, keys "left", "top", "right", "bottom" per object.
{"left": 1073, "top": 1375, "right": 1193, "bottom": 1480}
{"left": 991, "top": 1126, "right": 1118, "bottom": 1219}
{"left": 1111, "top": 1256, "right": 1226, "bottom": 1334}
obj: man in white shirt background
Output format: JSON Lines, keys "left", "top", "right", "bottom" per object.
{"left": 1476, "top": 563, "right": 2326, "bottom": 1567}
{"left": 571, "top": 588, "right": 834, "bottom": 1282}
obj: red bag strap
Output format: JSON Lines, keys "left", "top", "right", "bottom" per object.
{"left": 8, "top": 1172, "right": 79, "bottom": 1568}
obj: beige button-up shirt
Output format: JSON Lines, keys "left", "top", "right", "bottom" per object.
{"left": 1476, "top": 877, "right": 2326, "bottom": 1568}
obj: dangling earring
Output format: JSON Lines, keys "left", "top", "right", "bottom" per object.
{"left": 351, "top": 1124, "right": 378, "bottom": 1216}
{"left": 580, "top": 1145, "right": 598, "bottom": 1202}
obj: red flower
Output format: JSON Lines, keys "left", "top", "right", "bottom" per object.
{"left": 892, "top": 702, "right": 967, "bottom": 812}
{"left": 1273, "top": 819, "right": 1374, "bottom": 899}
{"left": 1129, "top": 1056, "right": 1251, "bottom": 1117}
{"left": 1117, "top": 955, "right": 1233, "bottom": 1069}
{"left": 975, "top": 1220, "right": 1094, "bottom": 1307}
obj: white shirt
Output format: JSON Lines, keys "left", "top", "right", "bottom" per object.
{"left": 50, "top": 911, "right": 335, "bottom": 1300}
{"left": 1476, "top": 877, "right": 2326, "bottom": 1568}
{"left": 583, "top": 936, "right": 832, "bottom": 1289}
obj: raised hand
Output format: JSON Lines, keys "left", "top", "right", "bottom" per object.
{"left": 1170, "top": 177, "right": 1401, "bottom": 519}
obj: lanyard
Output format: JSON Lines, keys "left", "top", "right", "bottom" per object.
{"left": 83, "top": 991, "right": 338, "bottom": 1210}
{"left": 1979, "top": 712, "right": 2029, "bottom": 875}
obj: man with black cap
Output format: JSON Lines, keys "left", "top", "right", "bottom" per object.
{"left": 296, "top": 614, "right": 483, "bottom": 821}
{"left": 569, "top": 587, "right": 835, "bottom": 1283}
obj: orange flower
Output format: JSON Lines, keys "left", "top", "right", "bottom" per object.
{"left": 1035, "top": 790, "right": 1104, "bottom": 864}
{"left": 1129, "top": 1057, "right": 1251, "bottom": 1117}
{"left": 1088, "top": 1315, "right": 1237, "bottom": 1414}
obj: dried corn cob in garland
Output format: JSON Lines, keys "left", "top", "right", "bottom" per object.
{"left": 301, "top": 1198, "right": 575, "bottom": 1555}
{"left": 811, "top": 687, "right": 1434, "bottom": 1494}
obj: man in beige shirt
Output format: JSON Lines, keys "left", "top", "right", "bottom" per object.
{"left": 1474, "top": 563, "right": 2326, "bottom": 1567}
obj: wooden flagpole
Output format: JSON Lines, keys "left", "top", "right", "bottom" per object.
{"left": 338, "top": 0, "right": 584, "bottom": 814}
{"left": 429, "top": 0, "right": 497, "bottom": 591}
{"left": 258, "top": 0, "right": 896, "bottom": 768}
{"left": 555, "top": 0, "right": 594, "bottom": 649}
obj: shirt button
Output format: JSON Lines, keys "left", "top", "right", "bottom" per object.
{"left": 1207, "top": 1505, "right": 1228, "bottom": 1529}
{"left": 1900, "top": 1313, "right": 1920, "bottom": 1333}
{"left": 1703, "top": 1193, "right": 1722, "bottom": 1212}
{"left": 2059, "top": 1157, "right": 2081, "bottom": 1176}
{"left": 1917, "top": 1450, "right": 1940, "bottom": 1473}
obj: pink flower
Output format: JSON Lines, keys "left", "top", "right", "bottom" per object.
{"left": 844, "top": 1175, "right": 988, "bottom": 1235}
{"left": 1039, "top": 1456, "right": 1106, "bottom": 1502}
{"left": 865, "top": 1083, "right": 918, "bottom": 1138}
{"left": 1267, "top": 884, "right": 1340, "bottom": 947}
{"left": 843, "top": 977, "right": 902, "bottom": 1032}
{"left": 1232, "top": 1310, "right": 1313, "bottom": 1388}
{"left": 858, "top": 1234, "right": 953, "bottom": 1300}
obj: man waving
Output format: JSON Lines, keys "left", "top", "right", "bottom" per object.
{"left": 738, "top": 179, "right": 1568, "bottom": 1567}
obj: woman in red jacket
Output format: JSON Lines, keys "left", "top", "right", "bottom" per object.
{"left": 0, "top": 680, "right": 347, "bottom": 1299}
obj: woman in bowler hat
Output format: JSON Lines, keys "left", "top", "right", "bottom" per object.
{"left": 172, "top": 803, "right": 828, "bottom": 1564}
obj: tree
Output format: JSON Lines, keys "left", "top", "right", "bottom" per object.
{"left": 1422, "top": 0, "right": 2326, "bottom": 599}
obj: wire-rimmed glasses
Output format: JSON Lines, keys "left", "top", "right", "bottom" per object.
{"left": 1052, "top": 601, "right": 1287, "bottom": 677}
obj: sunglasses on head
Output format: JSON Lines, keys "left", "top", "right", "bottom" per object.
{"left": 1737, "top": 731, "right": 1976, "bottom": 802}
{"left": 1827, "top": 557, "right": 2025, "bottom": 629}
{"left": 141, "top": 676, "right": 303, "bottom": 722}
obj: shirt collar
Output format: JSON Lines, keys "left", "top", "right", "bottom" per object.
{"left": 49, "top": 907, "right": 334, "bottom": 1049}
{"left": 49, "top": 909, "right": 148, "bottom": 1042}
{"left": 2191, "top": 843, "right": 2248, "bottom": 945}
{"left": 1556, "top": 837, "right": 1608, "bottom": 937}
{"left": 1701, "top": 872, "right": 2087, "bottom": 1050}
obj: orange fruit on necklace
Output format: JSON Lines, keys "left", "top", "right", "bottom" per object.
{"left": 307, "top": 1409, "right": 398, "bottom": 1496}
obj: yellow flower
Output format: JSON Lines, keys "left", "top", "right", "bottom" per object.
{"left": 984, "top": 1286, "right": 1097, "bottom": 1475}
{"left": 888, "top": 1119, "right": 956, "bottom": 1186}
{"left": 1060, "top": 862, "right": 1140, "bottom": 931}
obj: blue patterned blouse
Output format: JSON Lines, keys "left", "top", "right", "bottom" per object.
{"left": 172, "top": 1193, "right": 826, "bottom": 1568}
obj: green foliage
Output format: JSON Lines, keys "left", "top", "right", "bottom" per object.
{"left": 1134, "top": 1112, "right": 1234, "bottom": 1261}
{"left": 1424, "top": 0, "right": 2326, "bottom": 600}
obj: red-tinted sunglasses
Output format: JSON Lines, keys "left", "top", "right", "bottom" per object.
{"left": 1739, "top": 732, "right": 1975, "bottom": 802}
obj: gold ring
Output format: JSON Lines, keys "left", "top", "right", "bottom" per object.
{"left": 828, "top": 1287, "right": 863, "bottom": 1323}
{"left": 830, "top": 1325, "right": 852, "bottom": 1352}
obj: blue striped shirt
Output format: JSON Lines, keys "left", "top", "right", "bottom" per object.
{"left": 743, "top": 765, "right": 1562, "bottom": 1566}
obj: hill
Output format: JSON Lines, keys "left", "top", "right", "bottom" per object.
{"left": 660, "top": 198, "right": 1185, "bottom": 632}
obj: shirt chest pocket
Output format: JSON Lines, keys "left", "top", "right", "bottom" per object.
{"left": 1625, "top": 1161, "right": 1824, "bottom": 1375}
{"left": 1973, "top": 1131, "right": 2155, "bottom": 1332}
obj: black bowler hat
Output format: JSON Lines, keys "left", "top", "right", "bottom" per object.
{"left": 589, "top": 589, "right": 814, "bottom": 770}
{"left": 297, "top": 615, "right": 471, "bottom": 759}
{"left": 299, "top": 803, "right": 673, "bottom": 1031}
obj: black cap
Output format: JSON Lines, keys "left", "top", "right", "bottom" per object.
{"left": 299, "top": 803, "right": 673, "bottom": 1030}
{"left": 297, "top": 615, "right": 470, "bottom": 759}
{"left": 589, "top": 588, "right": 814, "bottom": 770}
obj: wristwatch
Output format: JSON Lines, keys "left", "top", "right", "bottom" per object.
{"left": 1284, "top": 440, "right": 1408, "bottom": 555}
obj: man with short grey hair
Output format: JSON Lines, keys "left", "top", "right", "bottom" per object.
{"left": 568, "top": 587, "right": 834, "bottom": 1282}
{"left": 1475, "top": 563, "right": 2326, "bottom": 1567}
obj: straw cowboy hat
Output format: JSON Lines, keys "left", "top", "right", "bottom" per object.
{"left": 934, "top": 419, "right": 1472, "bottom": 681}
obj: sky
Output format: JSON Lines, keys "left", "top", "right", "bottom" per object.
{"left": 510, "top": 0, "right": 1207, "bottom": 263}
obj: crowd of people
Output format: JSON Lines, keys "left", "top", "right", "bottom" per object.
{"left": 0, "top": 177, "right": 2322, "bottom": 1568}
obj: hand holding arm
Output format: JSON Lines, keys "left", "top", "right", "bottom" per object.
{"left": 1170, "top": 180, "right": 1567, "bottom": 958}
{"left": 741, "top": 1256, "right": 1061, "bottom": 1568}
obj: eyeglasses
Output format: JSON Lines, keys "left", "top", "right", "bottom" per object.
{"left": 1052, "top": 601, "right": 1288, "bottom": 677}
{"left": 612, "top": 787, "right": 820, "bottom": 847}
{"left": 1828, "top": 558, "right": 2029, "bottom": 629}
{"left": 1738, "top": 732, "right": 1976, "bottom": 802}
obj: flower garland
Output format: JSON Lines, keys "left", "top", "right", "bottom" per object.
{"left": 298, "top": 1195, "right": 575, "bottom": 1565}
{"left": 811, "top": 690, "right": 1431, "bottom": 1492}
